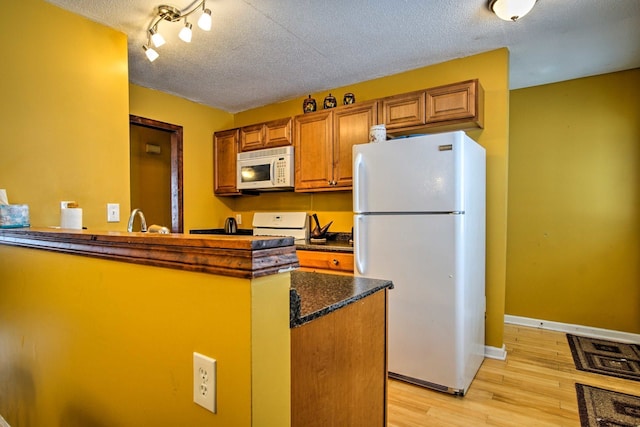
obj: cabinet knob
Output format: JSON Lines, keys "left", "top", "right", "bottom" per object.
{"left": 332, "top": 259, "right": 339, "bottom": 265}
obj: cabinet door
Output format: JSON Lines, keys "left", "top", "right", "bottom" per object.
{"left": 265, "top": 117, "right": 293, "bottom": 148}
{"left": 294, "top": 111, "right": 333, "bottom": 191}
{"left": 213, "top": 129, "right": 241, "bottom": 195}
{"left": 291, "top": 290, "right": 387, "bottom": 426}
{"left": 333, "top": 101, "right": 378, "bottom": 188}
{"left": 240, "top": 124, "right": 264, "bottom": 152}
{"left": 380, "top": 90, "right": 426, "bottom": 130}
{"left": 426, "top": 79, "right": 483, "bottom": 128}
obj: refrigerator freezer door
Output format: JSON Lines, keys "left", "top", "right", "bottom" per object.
{"left": 355, "top": 212, "right": 483, "bottom": 392}
{"left": 353, "top": 132, "right": 467, "bottom": 214}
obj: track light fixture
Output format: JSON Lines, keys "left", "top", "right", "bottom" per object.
{"left": 489, "top": 0, "right": 537, "bottom": 22}
{"left": 142, "top": 1, "right": 212, "bottom": 62}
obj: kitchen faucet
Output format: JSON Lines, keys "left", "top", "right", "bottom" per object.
{"left": 127, "top": 208, "right": 147, "bottom": 232}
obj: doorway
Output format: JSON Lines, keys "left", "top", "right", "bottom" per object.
{"left": 129, "top": 115, "right": 183, "bottom": 233}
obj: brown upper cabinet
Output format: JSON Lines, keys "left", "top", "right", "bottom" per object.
{"left": 380, "top": 90, "right": 426, "bottom": 131}
{"left": 293, "top": 110, "right": 333, "bottom": 191}
{"left": 213, "top": 79, "right": 484, "bottom": 196}
{"left": 425, "top": 79, "right": 484, "bottom": 130}
{"left": 213, "top": 129, "right": 241, "bottom": 196}
{"left": 294, "top": 101, "right": 377, "bottom": 192}
{"left": 379, "top": 79, "right": 484, "bottom": 135}
{"left": 240, "top": 117, "right": 293, "bottom": 152}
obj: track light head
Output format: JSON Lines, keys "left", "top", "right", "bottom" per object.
{"left": 179, "top": 21, "right": 193, "bottom": 43}
{"left": 198, "top": 8, "right": 212, "bottom": 31}
{"left": 149, "top": 27, "right": 165, "bottom": 47}
{"left": 143, "top": 0, "right": 212, "bottom": 60}
{"left": 143, "top": 45, "right": 159, "bottom": 62}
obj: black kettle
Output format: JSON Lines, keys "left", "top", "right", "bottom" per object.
{"left": 224, "top": 217, "right": 237, "bottom": 234}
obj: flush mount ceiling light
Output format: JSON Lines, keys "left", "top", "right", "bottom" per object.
{"left": 142, "top": 1, "right": 212, "bottom": 62}
{"left": 489, "top": 0, "right": 537, "bottom": 22}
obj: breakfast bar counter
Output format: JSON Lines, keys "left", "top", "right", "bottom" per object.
{"left": 0, "top": 227, "right": 298, "bottom": 278}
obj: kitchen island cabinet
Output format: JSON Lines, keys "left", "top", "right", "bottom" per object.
{"left": 290, "top": 271, "right": 392, "bottom": 427}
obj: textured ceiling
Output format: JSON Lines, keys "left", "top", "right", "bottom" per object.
{"left": 46, "top": 0, "right": 640, "bottom": 113}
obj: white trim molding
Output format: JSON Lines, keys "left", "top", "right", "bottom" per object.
{"left": 504, "top": 315, "right": 640, "bottom": 344}
{"left": 484, "top": 344, "right": 507, "bottom": 360}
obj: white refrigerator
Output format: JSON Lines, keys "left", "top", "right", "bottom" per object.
{"left": 353, "top": 131, "right": 486, "bottom": 395}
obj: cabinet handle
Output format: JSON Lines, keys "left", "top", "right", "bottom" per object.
{"left": 332, "top": 259, "right": 339, "bottom": 265}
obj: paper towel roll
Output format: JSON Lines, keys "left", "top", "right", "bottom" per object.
{"left": 61, "top": 207, "right": 83, "bottom": 229}
{"left": 0, "top": 189, "right": 8, "bottom": 205}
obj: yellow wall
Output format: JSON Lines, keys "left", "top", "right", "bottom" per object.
{"left": 0, "top": 0, "right": 130, "bottom": 231}
{"left": 0, "top": 245, "right": 291, "bottom": 426}
{"left": 128, "top": 84, "right": 235, "bottom": 231}
{"left": 232, "top": 49, "right": 511, "bottom": 349}
{"left": 506, "top": 69, "right": 640, "bottom": 333}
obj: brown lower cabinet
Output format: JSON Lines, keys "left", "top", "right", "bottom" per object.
{"left": 291, "top": 289, "right": 388, "bottom": 427}
{"left": 296, "top": 250, "right": 354, "bottom": 275}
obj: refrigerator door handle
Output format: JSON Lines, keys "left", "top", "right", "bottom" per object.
{"left": 353, "top": 152, "right": 364, "bottom": 212}
{"left": 354, "top": 215, "right": 366, "bottom": 274}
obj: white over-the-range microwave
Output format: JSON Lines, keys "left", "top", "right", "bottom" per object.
{"left": 236, "top": 146, "right": 294, "bottom": 191}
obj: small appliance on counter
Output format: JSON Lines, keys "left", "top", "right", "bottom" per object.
{"left": 224, "top": 217, "right": 237, "bottom": 234}
{"left": 252, "top": 212, "right": 308, "bottom": 242}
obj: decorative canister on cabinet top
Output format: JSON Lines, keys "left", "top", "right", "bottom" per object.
{"left": 343, "top": 92, "right": 355, "bottom": 105}
{"left": 303, "top": 95, "right": 317, "bottom": 113}
{"left": 369, "top": 124, "right": 386, "bottom": 143}
{"left": 323, "top": 93, "right": 337, "bottom": 109}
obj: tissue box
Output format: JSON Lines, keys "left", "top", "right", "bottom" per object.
{"left": 0, "top": 204, "right": 30, "bottom": 228}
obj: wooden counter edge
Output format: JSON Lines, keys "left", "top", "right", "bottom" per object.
{"left": 0, "top": 228, "right": 299, "bottom": 278}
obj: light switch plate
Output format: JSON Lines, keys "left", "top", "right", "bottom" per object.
{"left": 107, "top": 203, "right": 120, "bottom": 222}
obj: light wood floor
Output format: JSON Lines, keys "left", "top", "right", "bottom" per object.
{"left": 387, "top": 323, "right": 640, "bottom": 426}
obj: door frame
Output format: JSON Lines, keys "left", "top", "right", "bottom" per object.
{"left": 129, "top": 115, "right": 184, "bottom": 233}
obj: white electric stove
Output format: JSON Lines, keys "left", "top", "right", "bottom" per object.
{"left": 252, "top": 212, "right": 308, "bottom": 242}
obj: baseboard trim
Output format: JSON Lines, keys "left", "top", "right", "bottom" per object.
{"left": 504, "top": 315, "right": 640, "bottom": 343}
{"left": 484, "top": 344, "right": 507, "bottom": 360}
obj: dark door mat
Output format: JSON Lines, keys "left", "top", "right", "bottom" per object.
{"left": 576, "top": 383, "right": 640, "bottom": 426}
{"left": 567, "top": 334, "right": 640, "bottom": 381}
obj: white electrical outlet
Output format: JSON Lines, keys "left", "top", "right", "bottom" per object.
{"left": 107, "top": 203, "right": 120, "bottom": 222}
{"left": 193, "top": 352, "right": 216, "bottom": 413}
{"left": 235, "top": 214, "right": 242, "bottom": 225}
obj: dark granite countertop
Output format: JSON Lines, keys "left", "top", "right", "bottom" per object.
{"left": 295, "top": 232, "right": 354, "bottom": 253}
{"left": 289, "top": 270, "right": 393, "bottom": 328}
